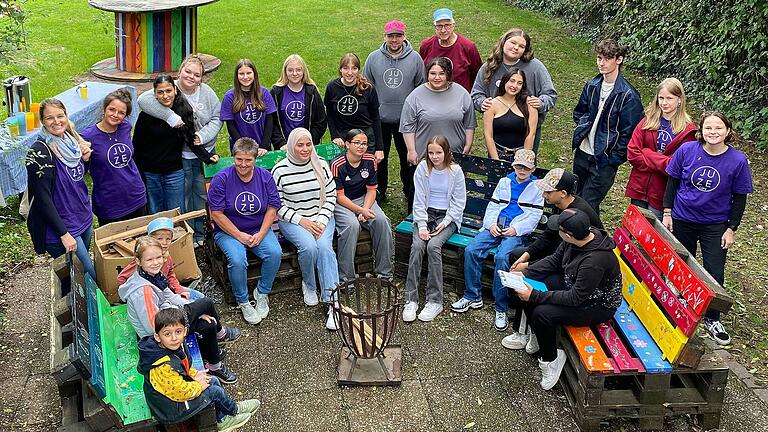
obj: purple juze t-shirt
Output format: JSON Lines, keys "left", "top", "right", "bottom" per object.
{"left": 80, "top": 121, "right": 146, "bottom": 219}
{"left": 208, "top": 165, "right": 282, "bottom": 234}
{"left": 220, "top": 87, "right": 277, "bottom": 146}
{"left": 45, "top": 157, "right": 93, "bottom": 243}
{"left": 666, "top": 141, "right": 754, "bottom": 224}
{"left": 279, "top": 86, "right": 306, "bottom": 138}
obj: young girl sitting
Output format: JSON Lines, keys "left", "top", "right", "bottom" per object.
{"left": 119, "top": 237, "right": 241, "bottom": 384}
{"left": 117, "top": 217, "right": 204, "bottom": 301}
{"left": 403, "top": 135, "right": 466, "bottom": 322}
{"left": 138, "top": 308, "right": 259, "bottom": 430}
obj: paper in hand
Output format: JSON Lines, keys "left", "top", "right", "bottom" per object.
{"left": 497, "top": 270, "right": 528, "bottom": 292}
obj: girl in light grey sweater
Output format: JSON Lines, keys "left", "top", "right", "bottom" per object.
{"left": 403, "top": 135, "right": 466, "bottom": 323}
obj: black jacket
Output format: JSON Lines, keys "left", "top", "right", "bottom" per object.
{"left": 270, "top": 83, "right": 327, "bottom": 147}
{"left": 525, "top": 228, "right": 622, "bottom": 310}
{"left": 133, "top": 112, "right": 216, "bottom": 174}
{"left": 26, "top": 138, "right": 67, "bottom": 254}
{"left": 526, "top": 195, "right": 603, "bottom": 261}
{"left": 137, "top": 336, "right": 211, "bottom": 425}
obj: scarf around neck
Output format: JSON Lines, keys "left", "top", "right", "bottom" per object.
{"left": 39, "top": 127, "right": 82, "bottom": 168}
{"left": 139, "top": 267, "right": 170, "bottom": 291}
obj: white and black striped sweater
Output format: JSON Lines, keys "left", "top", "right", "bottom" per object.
{"left": 271, "top": 158, "right": 336, "bottom": 226}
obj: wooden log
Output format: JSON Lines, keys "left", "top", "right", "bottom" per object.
{"left": 339, "top": 304, "right": 384, "bottom": 352}
{"left": 96, "top": 209, "right": 206, "bottom": 247}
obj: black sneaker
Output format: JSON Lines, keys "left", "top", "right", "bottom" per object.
{"left": 208, "top": 364, "right": 237, "bottom": 384}
{"left": 703, "top": 318, "right": 731, "bottom": 346}
{"left": 218, "top": 326, "right": 241, "bottom": 344}
{"left": 218, "top": 347, "right": 226, "bottom": 360}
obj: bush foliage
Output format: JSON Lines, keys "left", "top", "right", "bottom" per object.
{"left": 513, "top": 0, "right": 768, "bottom": 148}
{"left": 0, "top": 1, "right": 27, "bottom": 64}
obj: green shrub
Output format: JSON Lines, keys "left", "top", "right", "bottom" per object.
{"left": 512, "top": 0, "right": 768, "bottom": 148}
{"left": 0, "top": 1, "right": 28, "bottom": 64}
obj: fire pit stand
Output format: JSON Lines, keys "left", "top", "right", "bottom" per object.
{"left": 330, "top": 277, "right": 403, "bottom": 386}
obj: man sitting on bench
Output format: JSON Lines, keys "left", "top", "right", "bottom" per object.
{"left": 451, "top": 149, "right": 544, "bottom": 331}
{"left": 504, "top": 168, "right": 603, "bottom": 350}
{"left": 514, "top": 208, "right": 622, "bottom": 390}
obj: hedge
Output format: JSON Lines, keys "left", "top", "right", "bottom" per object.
{"left": 512, "top": 0, "right": 768, "bottom": 148}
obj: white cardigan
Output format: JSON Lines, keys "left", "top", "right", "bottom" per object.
{"left": 412, "top": 160, "right": 466, "bottom": 231}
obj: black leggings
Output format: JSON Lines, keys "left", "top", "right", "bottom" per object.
{"left": 183, "top": 298, "right": 223, "bottom": 364}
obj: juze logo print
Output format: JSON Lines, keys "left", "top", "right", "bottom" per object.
{"left": 240, "top": 101, "right": 263, "bottom": 124}
{"left": 108, "top": 143, "right": 132, "bottom": 169}
{"left": 691, "top": 166, "right": 720, "bottom": 192}
{"left": 286, "top": 100, "right": 305, "bottom": 121}
{"left": 69, "top": 163, "right": 84, "bottom": 182}
{"left": 235, "top": 191, "right": 262, "bottom": 215}
{"left": 383, "top": 68, "right": 404, "bottom": 89}
{"left": 337, "top": 95, "right": 358, "bottom": 115}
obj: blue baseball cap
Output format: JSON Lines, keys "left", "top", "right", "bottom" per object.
{"left": 147, "top": 217, "right": 174, "bottom": 235}
{"left": 433, "top": 8, "right": 454, "bottom": 23}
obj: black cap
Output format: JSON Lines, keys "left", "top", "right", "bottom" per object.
{"left": 547, "top": 208, "right": 591, "bottom": 240}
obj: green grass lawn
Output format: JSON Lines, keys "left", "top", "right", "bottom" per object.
{"left": 2, "top": 0, "right": 767, "bottom": 379}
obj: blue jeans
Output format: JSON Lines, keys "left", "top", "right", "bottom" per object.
{"left": 45, "top": 226, "right": 97, "bottom": 281}
{"left": 278, "top": 218, "right": 339, "bottom": 302}
{"left": 183, "top": 158, "right": 207, "bottom": 243}
{"left": 185, "top": 288, "right": 205, "bottom": 301}
{"left": 144, "top": 169, "right": 185, "bottom": 215}
{"left": 204, "top": 376, "right": 237, "bottom": 422}
{"left": 463, "top": 229, "right": 525, "bottom": 312}
{"left": 214, "top": 230, "right": 282, "bottom": 304}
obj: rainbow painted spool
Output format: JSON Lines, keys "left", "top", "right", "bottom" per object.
{"left": 115, "top": 8, "right": 198, "bottom": 73}
{"left": 89, "top": 1, "right": 220, "bottom": 80}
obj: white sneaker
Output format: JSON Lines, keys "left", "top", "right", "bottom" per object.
{"left": 501, "top": 332, "right": 529, "bottom": 350}
{"left": 239, "top": 302, "right": 261, "bottom": 325}
{"left": 526, "top": 332, "right": 539, "bottom": 354}
{"left": 402, "top": 302, "right": 418, "bottom": 322}
{"left": 326, "top": 305, "right": 339, "bottom": 331}
{"left": 418, "top": 302, "right": 443, "bottom": 322}
{"left": 302, "top": 281, "right": 319, "bottom": 306}
{"left": 539, "top": 349, "right": 567, "bottom": 390}
{"left": 255, "top": 292, "right": 269, "bottom": 320}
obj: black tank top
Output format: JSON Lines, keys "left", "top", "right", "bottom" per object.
{"left": 492, "top": 108, "right": 527, "bottom": 158}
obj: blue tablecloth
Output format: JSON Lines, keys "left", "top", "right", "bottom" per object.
{"left": 0, "top": 81, "right": 138, "bottom": 203}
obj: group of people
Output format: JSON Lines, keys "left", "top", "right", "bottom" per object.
{"left": 23, "top": 7, "right": 754, "bottom": 427}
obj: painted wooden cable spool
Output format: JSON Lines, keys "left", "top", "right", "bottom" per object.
{"left": 89, "top": 1, "right": 221, "bottom": 81}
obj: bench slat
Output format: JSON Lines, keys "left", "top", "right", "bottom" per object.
{"left": 614, "top": 300, "right": 673, "bottom": 374}
{"left": 596, "top": 321, "right": 645, "bottom": 373}
{"left": 622, "top": 205, "right": 714, "bottom": 316}
{"left": 394, "top": 220, "right": 479, "bottom": 249}
{"left": 615, "top": 250, "right": 688, "bottom": 363}
{"left": 564, "top": 325, "right": 614, "bottom": 373}
{"left": 614, "top": 227, "right": 698, "bottom": 336}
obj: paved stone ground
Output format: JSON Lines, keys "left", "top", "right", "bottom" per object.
{"left": 2, "top": 258, "right": 768, "bottom": 431}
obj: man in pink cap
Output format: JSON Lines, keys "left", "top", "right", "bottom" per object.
{"left": 419, "top": 8, "right": 482, "bottom": 93}
{"left": 364, "top": 20, "right": 425, "bottom": 208}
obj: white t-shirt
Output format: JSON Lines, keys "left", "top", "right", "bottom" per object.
{"left": 579, "top": 81, "right": 615, "bottom": 155}
{"left": 428, "top": 167, "right": 450, "bottom": 210}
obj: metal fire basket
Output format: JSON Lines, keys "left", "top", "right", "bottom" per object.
{"left": 331, "top": 277, "right": 403, "bottom": 385}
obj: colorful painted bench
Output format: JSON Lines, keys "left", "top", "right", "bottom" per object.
{"left": 559, "top": 205, "right": 732, "bottom": 431}
{"left": 393, "top": 152, "right": 553, "bottom": 294}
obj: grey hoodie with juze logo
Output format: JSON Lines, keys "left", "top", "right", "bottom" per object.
{"left": 364, "top": 40, "right": 426, "bottom": 124}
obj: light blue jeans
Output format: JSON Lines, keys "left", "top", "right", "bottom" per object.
{"left": 45, "top": 226, "right": 97, "bottom": 281}
{"left": 463, "top": 229, "right": 525, "bottom": 312}
{"left": 214, "top": 230, "right": 282, "bottom": 304}
{"left": 278, "top": 218, "right": 339, "bottom": 302}
{"left": 144, "top": 169, "right": 185, "bottom": 215}
{"left": 183, "top": 158, "right": 207, "bottom": 242}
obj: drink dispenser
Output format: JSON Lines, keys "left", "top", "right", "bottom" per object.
{"left": 3, "top": 76, "right": 32, "bottom": 116}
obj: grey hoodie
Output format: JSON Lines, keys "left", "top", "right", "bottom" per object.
{"left": 118, "top": 270, "right": 189, "bottom": 338}
{"left": 363, "top": 40, "right": 425, "bottom": 124}
{"left": 470, "top": 59, "right": 558, "bottom": 125}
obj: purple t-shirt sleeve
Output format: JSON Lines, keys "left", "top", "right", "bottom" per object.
{"left": 733, "top": 156, "right": 754, "bottom": 194}
{"left": 219, "top": 90, "right": 236, "bottom": 121}
{"left": 207, "top": 171, "right": 227, "bottom": 210}
{"left": 262, "top": 87, "right": 277, "bottom": 115}
{"left": 258, "top": 167, "right": 282, "bottom": 209}
{"left": 665, "top": 142, "right": 688, "bottom": 178}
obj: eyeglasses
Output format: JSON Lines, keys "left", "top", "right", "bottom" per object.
{"left": 349, "top": 140, "right": 368, "bottom": 147}
{"left": 434, "top": 23, "right": 454, "bottom": 30}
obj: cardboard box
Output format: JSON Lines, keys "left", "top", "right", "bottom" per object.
{"left": 94, "top": 209, "right": 201, "bottom": 304}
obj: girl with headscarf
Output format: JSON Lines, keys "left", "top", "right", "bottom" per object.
{"left": 271, "top": 128, "right": 339, "bottom": 330}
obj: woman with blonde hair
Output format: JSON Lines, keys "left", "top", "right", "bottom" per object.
{"left": 271, "top": 54, "right": 327, "bottom": 147}
{"left": 26, "top": 98, "right": 96, "bottom": 279}
{"left": 324, "top": 53, "right": 384, "bottom": 163}
{"left": 221, "top": 59, "right": 277, "bottom": 154}
{"left": 625, "top": 78, "right": 697, "bottom": 218}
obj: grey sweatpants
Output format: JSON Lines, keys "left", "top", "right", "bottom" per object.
{"left": 334, "top": 196, "right": 393, "bottom": 281}
{"left": 405, "top": 208, "right": 456, "bottom": 305}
